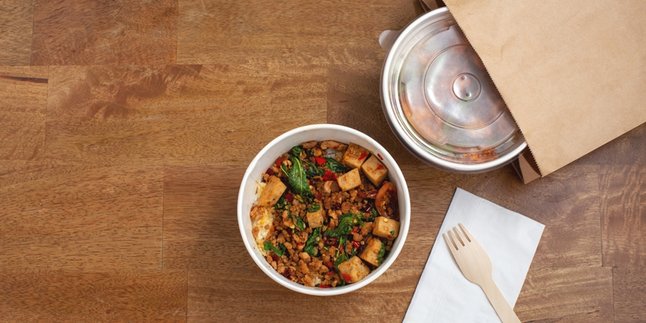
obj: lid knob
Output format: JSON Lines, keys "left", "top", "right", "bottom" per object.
{"left": 452, "top": 73, "right": 481, "bottom": 102}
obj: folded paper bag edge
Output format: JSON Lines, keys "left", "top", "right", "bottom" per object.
{"left": 512, "top": 150, "right": 541, "bottom": 184}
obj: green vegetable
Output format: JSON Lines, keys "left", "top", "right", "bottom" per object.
{"left": 390, "top": 230, "right": 396, "bottom": 237}
{"left": 295, "top": 217, "right": 306, "bottom": 231}
{"left": 376, "top": 242, "right": 386, "bottom": 265}
{"left": 288, "top": 212, "right": 306, "bottom": 231}
{"left": 263, "top": 241, "right": 285, "bottom": 257}
{"left": 303, "top": 228, "right": 320, "bottom": 256}
{"left": 274, "top": 195, "right": 287, "bottom": 210}
{"left": 304, "top": 160, "right": 324, "bottom": 178}
{"left": 307, "top": 204, "right": 321, "bottom": 212}
{"left": 293, "top": 191, "right": 313, "bottom": 204}
{"left": 325, "top": 213, "right": 359, "bottom": 238}
{"left": 334, "top": 253, "right": 349, "bottom": 268}
{"left": 368, "top": 208, "right": 378, "bottom": 221}
{"left": 290, "top": 145, "right": 304, "bottom": 158}
{"left": 325, "top": 157, "right": 348, "bottom": 173}
{"left": 281, "top": 156, "right": 311, "bottom": 196}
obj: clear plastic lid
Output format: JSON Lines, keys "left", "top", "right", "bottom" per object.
{"left": 389, "top": 11, "right": 524, "bottom": 165}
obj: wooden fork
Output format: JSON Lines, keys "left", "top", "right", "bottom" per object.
{"left": 443, "top": 223, "right": 521, "bottom": 323}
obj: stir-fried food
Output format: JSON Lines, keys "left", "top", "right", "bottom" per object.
{"left": 250, "top": 141, "right": 399, "bottom": 287}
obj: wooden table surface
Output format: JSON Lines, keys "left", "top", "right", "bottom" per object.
{"left": 1, "top": 0, "right": 644, "bottom": 322}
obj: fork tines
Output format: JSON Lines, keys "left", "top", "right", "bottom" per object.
{"left": 444, "top": 223, "right": 473, "bottom": 251}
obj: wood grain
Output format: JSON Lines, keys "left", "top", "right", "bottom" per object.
{"left": 613, "top": 268, "right": 646, "bottom": 322}
{"left": 578, "top": 125, "right": 645, "bottom": 166}
{"left": 0, "top": 0, "right": 644, "bottom": 321}
{"left": 188, "top": 267, "right": 416, "bottom": 322}
{"left": 0, "top": 270, "right": 187, "bottom": 321}
{"left": 177, "top": 0, "right": 418, "bottom": 66}
{"left": 599, "top": 151, "right": 645, "bottom": 322}
{"left": 0, "top": 161, "right": 163, "bottom": 270}
{"left": 0, "top": 66, "right": 48, "bottom": 160}
{"left": 515, "top": 266, "right": 614, "bottom": 322}
{"left": 162, "top": 164, "right": 244, "bottom": 270}
{"left": 600, "top": 163, "right": 645, "bottom": 268}
{"left": 44, "top": 64, "right": 327, "bottom": 164}
{"left": 0, "top": 0, "right": 33, "bottom": 65}
{"left": 31, "top": 0, "right": 177, "bottom": 65}
{"left": 327, "top": 65, "right": 418, "bottom": 165}
{"left": 463, "top": 165, "right": 605, "bottom": 271}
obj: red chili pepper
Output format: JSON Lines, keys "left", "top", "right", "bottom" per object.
{"left": 274, "top": 157, "right": 286, "bottom": 167}
{"left": 313, "top": 156, "right": 326, "bottom": 166}
{"left": 319, "top": 284, "right": 331, "bottom": 288}
{"left": 376, "top": 163, "right": 385, "bottom": 170}
{"left": 322, "top": 170, "right": 337, "bottom": 181}
{"left": 266, "top": 168, "right": 275, "bottom": 176}
{"left": 342, "top": 273, "right": 353, "bottom": 283}
{"left": 327, "top": 271, "right": 335, "bottom": 276}
{"left": 352, "top": 241, "right": 360, "bottom": 249}
{"left": 358, "top": 151, "right": 368, "bottom": 161}
{"left": 284, "top": 192, "right": 294, "bottom": 202}
{"left": 324, "top": 260, "right": 334, "bottom": 269}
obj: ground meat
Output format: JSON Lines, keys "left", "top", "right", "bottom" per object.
{"left": 252, "top": 141, "right": 399, "bottom": 288}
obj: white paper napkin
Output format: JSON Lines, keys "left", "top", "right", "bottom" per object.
{"left": 404, "top": 188, "right": 544, "bottom": 323}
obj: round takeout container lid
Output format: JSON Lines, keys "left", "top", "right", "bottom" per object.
{"left": 382, "top": 8, "right": 526, "bottom": 171}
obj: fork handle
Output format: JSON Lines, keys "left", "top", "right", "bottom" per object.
{"left": 480, "top": 278, "right": 521, "bottom": 323}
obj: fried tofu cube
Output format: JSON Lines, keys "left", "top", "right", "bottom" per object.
{"left": 372, "top": 216, "right": 400, "bottom": 240}
{"left": 320, "top": 140, "right": 348, "bottom": 151}
{"left": 257, "top": 176, "right": 286, "bottom": 207}
{"left": 342, "top": 143, "right": 370, "bottom": 168}
{"left": 301, "top": 141, "right": 318, "bottom": 149}
{"left": 359, "top": 238, "right": 383, "bottom": 266}
{"left": 322, "top": 180, "right": 340, "bottom": 194}
{"left": 251, "top": 206, "right": 274, "bottom": 244}
{"left": 337, "top": 256, "right": 370, "bottom": 283}
{"left": 306, "top": 207, "right": 325, "bottom": 228}
{"left": 337, "top": 168, "right": 362, "bottom": 191}
{"left": 361, "top": 155, "right": 388, "bottom": 186}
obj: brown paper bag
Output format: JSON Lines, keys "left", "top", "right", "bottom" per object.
{"left": 444, "top": 0, "right": 646, "bottom": 180}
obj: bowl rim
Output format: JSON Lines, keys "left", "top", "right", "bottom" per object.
{"left": 237, "top": 123, "right": 411, "bottom": 296}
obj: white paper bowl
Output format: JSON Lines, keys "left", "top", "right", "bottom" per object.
{"left": 237, "top": 124, "right": 411, "bottom": 296}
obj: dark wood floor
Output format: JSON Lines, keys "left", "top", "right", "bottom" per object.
{"left": 0, "top": 0, "right": 644, "bottom": 321}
